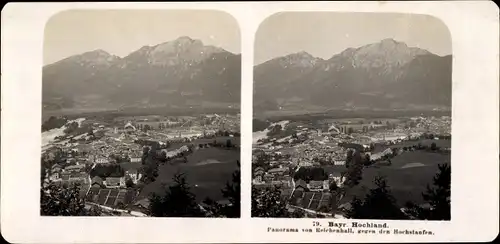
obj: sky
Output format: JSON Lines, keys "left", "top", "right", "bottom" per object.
{"left": 44, "top": 9, "right": 241, "bottom": 65}
{"left": 255, "top": 12, "right": 452, "bottom": 65}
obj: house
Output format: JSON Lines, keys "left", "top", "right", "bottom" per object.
{"left": 125, "top": 169, "right": 139, "bottom": 184}
{"left": 130, "top": 157, "right": 141, "bottom": 163}
{"left": 299, "top": 161, "right": 313, "bottom": 167}
{"left": 49, "top": 172, "right": 60, "bottom": 181}
{"left": 263, "top": 174, "right": 274, "bottom": 182}
{"left": 104, "top": 177, "right": 125, "bottom": 188}
{"left": 307, "top": 180, "right": 325, "bottom": 192}
{"left": 94, "top": 157, "right": 109, "bottom": 164}
{"left": 65, "top": 164, "right": 86, "bottom": 173}
{"left": 67, "top": 176, "right": 88, "bottom": 185}
{"left": 254, "top": 169, "right": 265, "bottom": 177}
{"left": 271, "top": 180, "right": 291, "bottom": 188}
{"left": 60, "top": 172, "right": 71, "bottom": 181}
{"left": 268, "top": 167, "right": 288, "bottom": 176}
{"left": 91, "top": 176, "right": 104, "bottom": 188}
{"left": 329, "top": 172, "right": 345, "bottom": 187}
{"left": 254, "top": 175, "right": 263, "bottom": 183}
{"left": 51, "top": 164, "right": 62, "bottom": 173}
{"left": 333, "top": 160, "right": 345, "bottom": 166}
{"left": 295, "top": 179, "right": 307, "bottom": 191}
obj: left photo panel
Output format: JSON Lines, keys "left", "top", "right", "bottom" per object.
{"left": 41, "top": 9, "right": 241, "bottom": 217}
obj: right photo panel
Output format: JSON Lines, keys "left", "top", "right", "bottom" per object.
{"left": 252, "top": 12, "right": 452, "bottom": 220}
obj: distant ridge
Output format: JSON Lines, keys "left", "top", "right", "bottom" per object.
{"left": 43, "top": 36, "right": 241, "bottom": 111}
{"left": 254, "top": 38, "right": 452, "bottom": 111}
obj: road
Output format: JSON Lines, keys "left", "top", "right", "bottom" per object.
{"left": 86, "top": 202, "right": 148, "bottom": 217}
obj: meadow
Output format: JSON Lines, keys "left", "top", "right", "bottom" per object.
{"left": 341, "top": 150, "right": 450, "bottom": 206}
{"left": 138, "top": 147, "right": 240, "bottom": 202}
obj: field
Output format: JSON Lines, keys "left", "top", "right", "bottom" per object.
{"left": 370, "top": 139, "right": 452, "bottom": 154}
{"left": 390, "top": 139, "right": 451, "bottom": 149}
{"left": 139, "top": 147, "right": 240, "bottom": 202}
{"left": 341, "top": 151, "right": 451, "bottom": 206}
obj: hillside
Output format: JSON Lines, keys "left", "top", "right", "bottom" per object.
{"left": 43, "top": 36, "right": 241, "bottom": 111}
{"left": 253, "top": 38, "right": 452, "bottom": 111}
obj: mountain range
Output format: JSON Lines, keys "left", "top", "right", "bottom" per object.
{"left": 42, "top": 36, "right": 241, "bottom": 111}
{"left": 253, "top": 38, "right": 452, "bottom": 111}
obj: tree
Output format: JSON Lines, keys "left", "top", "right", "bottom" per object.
{"left": 141, "top": 147, "right": 150, "bottom": 165}
{"left": 87, "top": 127, "right": 94, "bottom": 137}
{"left": 204, "top": 161, "right": 241, "bottom": 218}
{"left": 345, "top": 150, "right": 354, "bottom": 168}
{"left": 148, "top": 173, "right": 205, "bottom": 217}
{"left": 42, "top": 116, "right": 68, "bottom": 132}
{"left": 430, "top": 142, "right": 438, "bottom": 151}
{"left": 363, "top": 154, "right": 372, "bottom": 166}
{"left": 140, "top": 155, "right": 159, "bottom": 184}
{"left": 157, "top": 150, "right": 166, "bottom": 162}
{"left": 329, "top": 181, "right": 339, "bottom": 192}
{"left": 344, "top": 176, "right": 408, "bottom": 220}
{"left": 344, "top": 150, "right": 363, "bottom": 187}
{"left": 219, "top": 161, "right": 240, "bottom": 217}
{"left": 252, "top": 186, "right": 290, "bottom": 217}
{"left": 63, "top": 122, "right": 79, "bottom": 134}
{"left": 40, "top": 182, "right": 101, "bottom": 216}
{"left": 405, "top": 164, "right": 450, "bottom": 220}
{"left": 125, "top": 177, "right": 135, "bottom": 188}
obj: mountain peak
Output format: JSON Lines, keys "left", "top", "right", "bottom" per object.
{"left": 59, "top": 49, "right": 120, "bottom": 67}
{"left": 329, "top": 38, "right": 432, "bottom": 69}
{"left": 275, "top": 51, "right": 321, "bottom": 68}
{"left": 380, "top": 38, "right": 399, "bottom": 44}
{"left": 175, "top": 36, "right": 194, "bottom": 42}
{"left": 289, "top": 51, "right": 315, "bottom": 59}
{"left": 122, "top": 36, "right": 225, "bottom": 66}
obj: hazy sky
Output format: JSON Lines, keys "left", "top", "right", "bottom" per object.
{"left": 255, "top": 12, "right": 452, "bottom": 65}
{"left": 44, "top": 10, "right": 241, "bottom": 65}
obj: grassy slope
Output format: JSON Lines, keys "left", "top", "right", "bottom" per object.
{"left": 139, "top": 147, "right": 240, "bottom": 202}
{"left": 341, "top": 151, "right": 451, "bottom": 206}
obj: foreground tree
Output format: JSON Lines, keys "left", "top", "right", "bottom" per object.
{"left": 203, "top": 161, "right": 241, "bottom": 218}
{"left": 252, "top": 186, "right": 291, "bottom": 217}
{"left": 148, "top": 173, "right": 205, "bottom": 217}
{"left": 344, "top": 150, "right": 364, "bottom": 187}
{"left": 40, "top": 182, "right": 101, "bottom": 216}
{"left": 405, "top": 164, "right": 451, "bottom": 220}
{"left": 344, "top": 176, "right": 408, "bottom": 220}
{"left": 219, "top": 161, "right": 241, "bottom": 217}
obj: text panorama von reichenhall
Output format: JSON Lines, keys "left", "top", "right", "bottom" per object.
{"left": 267, "top": 228, "right": 434, "bottom": 235}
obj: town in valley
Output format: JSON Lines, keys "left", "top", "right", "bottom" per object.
{"left": 252, "top": 12, "right": 452, "bottom": 220}
{"left": 42, "top": 112, "right": 241, "bottom": 217}
{"left": 40, "top": 10, "right": 241, "bottom": 217}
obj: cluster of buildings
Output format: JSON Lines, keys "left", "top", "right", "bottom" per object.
{"left": 252, "top": 115, "right": 452, "bottom": 214}
{"left": 42, "top": 113, "right": 242, "bottom": 214}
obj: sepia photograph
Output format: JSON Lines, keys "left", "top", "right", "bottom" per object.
{"left": 1, "top": 2, "right": 498, "bottom": 243}
{"left": 252, "top": 12, "right": 452, "bottom": 220}
{"left": 40, "top": 9, "right": 241, "bottom": 217}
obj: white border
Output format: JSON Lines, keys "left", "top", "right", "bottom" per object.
{"left": 1, "top": 1, "right": 499, "bottom": 243}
